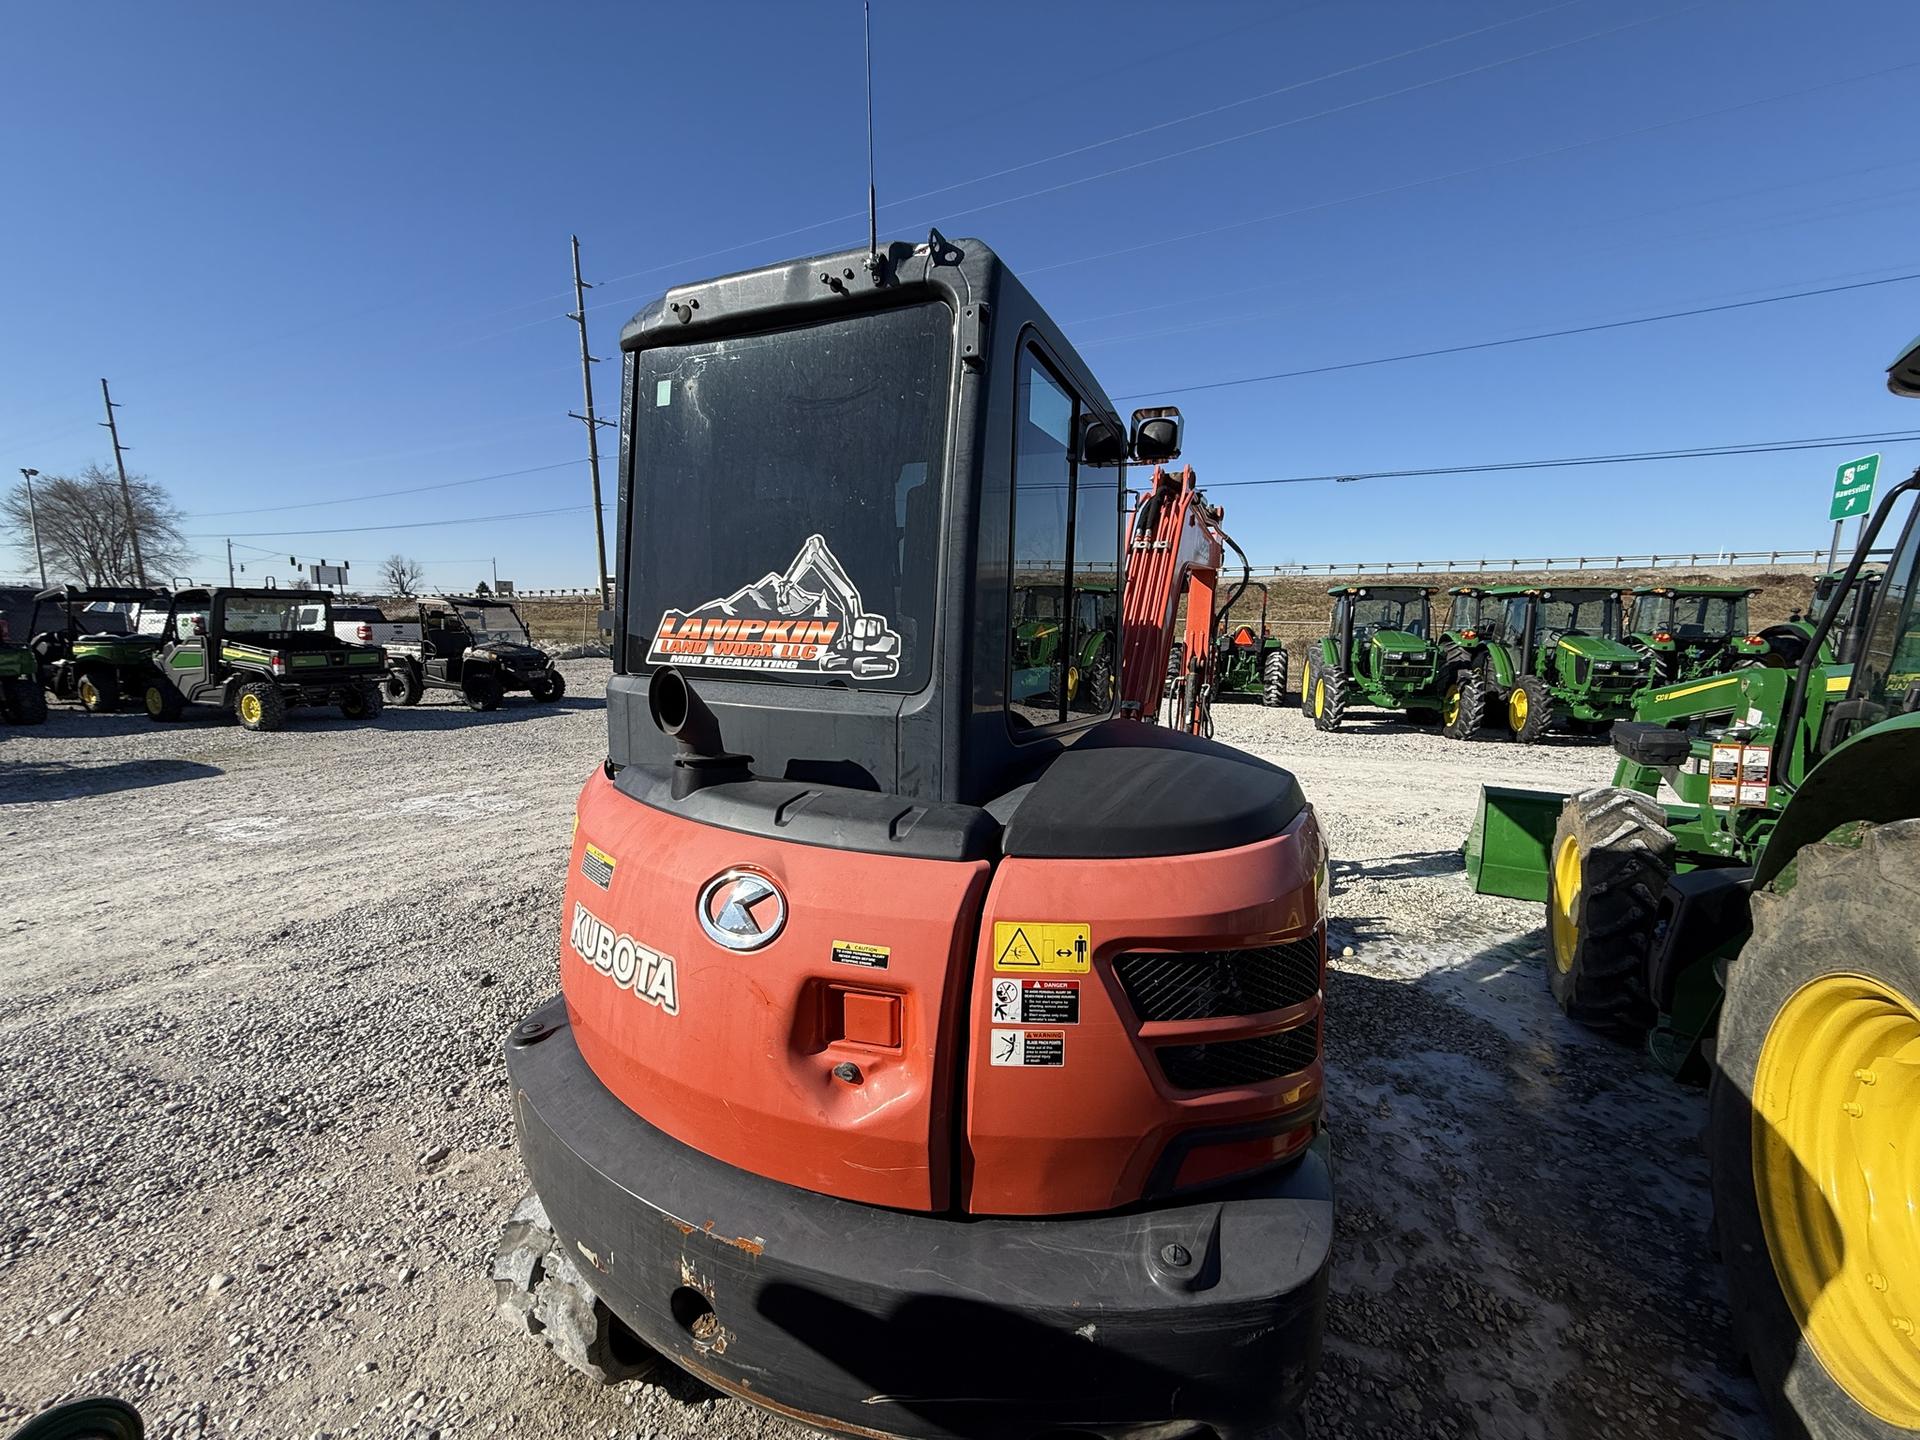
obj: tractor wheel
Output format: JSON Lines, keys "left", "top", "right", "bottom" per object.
{"left": 530, "top": 669, "right": 567, "bottom": 703}
{"left": 77, "top": 668, "right": 120, "bottom": 714}
{"left": 464, "top": 669, "right": 504, "bottom": 712}
{"left": 1507, "top": 674, "right": 1557, "bottom": 744}
{"left": 382, "top": 663, "right": 423, "bottom": 706}
{"left": 1309, "top": 665, "right": 1348, "bottom": 732}
{"left": 1545, "top": 787, "right": 1673, "bottom": 1036}
{"left": 3, "top": 677, "right": 48, "bottom": 725}
{"left": 1261, "top": 648, "right": 1288, "bottom": 707}
{"left": 1443, "top": 671, "right": 1486, "bottom": 740}
{"left": 1709, "top": 819, "right": 1920, "bottom": 1440}
{"left": 234, "top": 680, "right": 288, "bottom": 733}
{"left": 142, "top": 680, "right": 183, "bottom": 723}
{"left": 339, "top": 683, "right": 384, "bottom": 721}
{"left": 492, "top": 1191, "right": 659, "bottom": 1387}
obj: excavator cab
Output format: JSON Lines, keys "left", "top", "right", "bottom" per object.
{"left": 503, "top": 234, "right": 1331, "bottom": 1440}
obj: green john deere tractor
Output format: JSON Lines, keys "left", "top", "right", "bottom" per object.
{"left": 1011, "top": 582, "right": 1116, "bottom": 713}
{"left": 27, "top": 584, "right": 171, "bottom": 712}
{"left": 1301, "top": 585, "right": 1447, "bottom": 730}
{"left": 143, "top": 587, "right": 388, "bottom": 731}
{"left": 1624, "top": 584, "right": 1763, "bottom": 686}
{"left": 1467, "top": 330, "right": 1920, "bottom": 1440}
{"left": 1212, "top": 583, "right": 1289, "bottom": 706}
{"left": 0, "top": 618, "right": 47, "bottom": 724}
{"left": 1445, "top": 584, "right": 1647, "bottom": 743}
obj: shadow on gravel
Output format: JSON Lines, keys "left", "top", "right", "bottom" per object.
{"left": 373, "top": 699, "right": 603, "bottom": 731}
{"left": 1332, "top": 849, "right": 1466, "bottom": 883}
{"left": 1308, "top": 935, "right": 1766, "bottom": 1438}
{"left": 20, "top": 711, "right": 160, "bottom": 739}
{"left": 1, "top": 758, "right": 223, "bottom": 802}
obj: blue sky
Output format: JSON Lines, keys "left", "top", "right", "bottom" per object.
{"left": 5, "top": 0, "right": 1919, "bottom": 589}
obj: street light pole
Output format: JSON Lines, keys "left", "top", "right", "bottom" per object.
{"left": 18, "top": 468, "right": 47, "bottom": 587}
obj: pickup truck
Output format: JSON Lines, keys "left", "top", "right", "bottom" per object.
{"left": 294, "top": 602, "right": 419, "bottom": 648}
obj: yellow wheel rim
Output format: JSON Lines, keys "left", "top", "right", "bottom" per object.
{"left": 239, "top": 692, "right": 263, "bottom": 724}
{"left": 1066, "top": 665, "right": 1080, "bottom": 699}
{"left": 1314, "top": 678, "right": 1326, "bottom": 717}
{"left": 1548, "top": 834, "right": 1581, "bottom": 974}
{"left": 1753, "top": 972, "right": 1920, "bottom": 1426}
{"left": 145, "top": 687, "right": 164, "bottom": 717}
{"left": 1510, "top": 687, "right": 1530, "bottom": 729}
{"left": 1444, "top": 686, "right": 1461, "bottom": 727}
{"left": 79, "top": 678, "right": 99, "bottom": 706}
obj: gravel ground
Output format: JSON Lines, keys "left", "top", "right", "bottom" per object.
{"left": 0, "top": 672, "right": 1764, "bottom": 1440}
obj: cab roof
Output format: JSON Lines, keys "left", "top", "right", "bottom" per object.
{"left": 1326, "top": 584, "right": 1430, "bottom": 597}
{"left": 418, "top": 594, "right": 516, "bottom": 609}
{"left": 1480, "top": 584, "right": 1621, "bottom": 598}
{"left": 1632, "top": 584, "right": 1756, "bottom": 597}
{"left": 33, "top": 584, "right": 169, "bottom": 604}
{"left": 174, "top": 586, "right": 324, "bottom": 604}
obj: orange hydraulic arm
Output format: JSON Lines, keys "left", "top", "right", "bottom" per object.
{"left": 1117, "top": 465, "right": 1234, "bottom": 733}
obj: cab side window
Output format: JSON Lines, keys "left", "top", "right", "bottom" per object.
{"left": 168, "top": 607, "right": 209, "bottom": 641}
{"left": 1858, "top": 505, "right": 1920, "bottom": 714}
{"left": 1007, "top": 344, "right": 1117, "bottom": 728}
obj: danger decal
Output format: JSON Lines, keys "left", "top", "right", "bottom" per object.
{"left": 990, "top": 1028, "right": 1066, "bottom": 1067}
{"left": 568, "top": 902, "right": 680, "bottom": 1015}
{"left": 646, "top": 534, "right": 903, "bottom": 680}
{"left": 991, "top": 977, "right": 1079, "bottom": 1025}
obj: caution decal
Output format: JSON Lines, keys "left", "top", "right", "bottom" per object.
{"left": 581, "top": 843, "right": 616, "bottom": 889}
{"left": 830, "top": 940, "right": 890, "bottom": 970}
{"left": 993, "top": 921, "right": 1091, "bottom": 973}
{"left": 990, "top": 1028, "right": 1065, "bottom": 1067}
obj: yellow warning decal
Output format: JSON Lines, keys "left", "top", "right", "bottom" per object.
{"left": 994, "top": 921, "right": 1091, "bottom": 973}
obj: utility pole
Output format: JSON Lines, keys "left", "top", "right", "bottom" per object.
{"left": 227, "top": 538, "right": 236, "bottom": 587}
{"left": 491, "top": 556, "right": 499, "bottom": 592}
{"left": 98, "top": 378, "right": 146, "bottom": 587}
{"left": 567, "top": 235, "right": 613, "bottom": 611}
{"left": 18, "top": 469, "right": 47, "bottom": 588}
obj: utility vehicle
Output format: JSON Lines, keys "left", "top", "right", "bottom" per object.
{"left": 1301, "top": 584, "right": 1446, "bottom": 730}
{"left": 143, "top": 587, "right": 387, "bottom": 730}
{"left": 1212, "top": 582, "right": 1289, "bottom": 706}
{"left": 1447, "top": 584, "right": 1646, "bottom": 743}
{"left": 0, "top": 618, "right": 46, "bottom": 724}
{"left": 381, "top": 594, "right": 563, "bottom": 709}
{"left": 1623, "top": 584, "right": 1762, "bottom": 687}
{"left": 1470, "top": 331, "right": 1920, "bottom": 1440}
{"left": 27, "top": 584, "right": 170, "bottom": 712}
{"left": 495, "top": 232, "right": 1331, "bottom": 1440}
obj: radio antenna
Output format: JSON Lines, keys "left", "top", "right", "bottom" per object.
{"left": 862, "top": 0, "right": 880, "bottom": 272}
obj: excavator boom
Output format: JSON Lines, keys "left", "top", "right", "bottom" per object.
{"left": 1119, "top": 465, "right": 1231, "bottom": 732}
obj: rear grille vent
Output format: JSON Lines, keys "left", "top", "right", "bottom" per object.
{"left": 1113, "top": 934, "right": 1322, "bottom": 1022}
{"left": 1158, "top": 1022, "right": 1322, "bottom": 1090}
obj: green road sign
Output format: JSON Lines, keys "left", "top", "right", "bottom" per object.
{"left": 1831, "top": 453, "right": 1880, "bottom": 520}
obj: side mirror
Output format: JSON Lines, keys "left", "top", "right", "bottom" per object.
{"left": 1129, "top": 406, "right": 1183, "bottom": 463}
{"left": 1079, "top": 416, "right": 1126, "bottom": 467}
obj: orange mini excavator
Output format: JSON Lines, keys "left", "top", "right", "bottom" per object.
{"left": 497, "top": 232, "right": 1331, "bottom": 1440}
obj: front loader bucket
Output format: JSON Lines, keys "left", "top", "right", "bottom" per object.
{"left": 1464, "top": 785, "right": 1569, "bottom": 901}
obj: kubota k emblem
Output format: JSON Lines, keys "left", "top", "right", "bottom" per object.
{"left": 698, "top": 869, "right": 786, "bottom": 951}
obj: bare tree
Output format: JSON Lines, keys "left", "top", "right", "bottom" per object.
{"left": 381, "top": 553, "right": 426, "bottom": 596}
{"left": 1, "top": 464, "right": 189, "bottom": 585}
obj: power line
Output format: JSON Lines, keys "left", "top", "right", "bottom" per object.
{"left": 183, "top": 460, "right": 584, "bottom": 519}
{"left": 188, "top": 504, "right": 600, "bottom": 540}
{"left": 1116, "top": 270, "right": 1920, "bottom": 400}
{"left": 1203, "top": 430, "right": 1920, "bottom": 489}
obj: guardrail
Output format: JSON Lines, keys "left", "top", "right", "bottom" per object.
{"left": 1257, "top": 547, "right": 1894, "bottom": 577}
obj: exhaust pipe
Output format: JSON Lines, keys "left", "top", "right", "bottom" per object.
{"left": 648, "top": 666, "right": 751, "bottom": 799}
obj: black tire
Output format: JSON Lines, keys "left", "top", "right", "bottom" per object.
{"left": 1163, "top": 640, "right": 1186, "bottom": 697}
{"left": 1443, "top": 670, "right": 1487, "bottom": 740}
{"left": 530, "top": 669, "right": 567, "bottom": 704}
{"left": 464, "top": 668, "right": 504, "bottom": 712}
{"left": 142, "top": 680, "right": 182, "bottom": 723}
{"left": 1545, "top": 787, "right": 1674, "bottom": 1036}
{"left": 3, "top": 677, "right": 48, "bottom": 725}
{"left": 234, "top": 680, "right": 287, "bottom": 732}
{"left": 492, "top": 1191, "right": 659, "bottom": 1387}
{"left": 7, "top": 1396, "right": 145, "bottom": 1440}
{"left": 1709, "top": 819, "right": 1920, "bottom": 1440}
{"left": 1309, "top": 664, "right": 1348, "bottom": 732}
{"left": 77, "top": 668, "right": 120, "bottom": 714}
{"left": 383, "top": 663, "right": 423, "bottom": 706}
{"left": 1508, "top": 673, "right": 1557, "bottom": 744}
{"left": 1261, "top": 648, "right": 1288, "bottom": 707}
{"left": 339, "top": 683, "right": 384, "bottom": 720}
